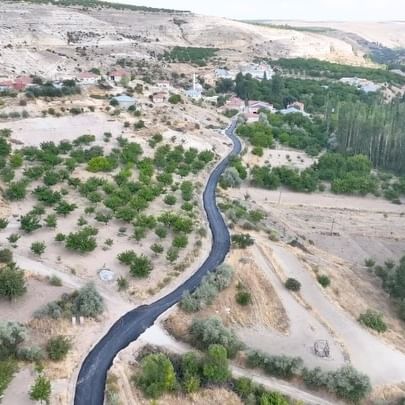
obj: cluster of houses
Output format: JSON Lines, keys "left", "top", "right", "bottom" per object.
{"left": 0, "top": 75, "right": 34, "bottom": 92}
{"left": 215, "top": 63, "right": 274, "bottom": 81}
{"left": 220, "top": 96, "right": 308, "bottom": 122}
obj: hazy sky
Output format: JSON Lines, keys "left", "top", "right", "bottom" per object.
{"left": 108, "top": 0, "right": 405, "bottom": 20}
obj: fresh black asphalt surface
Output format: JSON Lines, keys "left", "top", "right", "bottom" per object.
{"left": 74, "top": 119, "right": 241, "bottom": 405}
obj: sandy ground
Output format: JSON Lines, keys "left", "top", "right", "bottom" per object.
{"left": 259, "top": 239, "right": 405, "bottom": 385}
{"left": 246, "top": 146, "right": 315, "bottom": 170}
{"left": 0, "top": 275, "right": 71, "bottom": 323}
{"left": 0, "top": 112, "right": 124, "bottom": 146}
{"left": 2, "top": 368, "right": 36, "bottom": 405}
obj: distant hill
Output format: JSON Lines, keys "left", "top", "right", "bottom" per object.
{"left": 0, "top": 1, "right": 382, "bottom": 77}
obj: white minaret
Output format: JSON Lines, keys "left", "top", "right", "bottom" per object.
{"left": 193, "top": 73, "right": 196, "bottom": 91}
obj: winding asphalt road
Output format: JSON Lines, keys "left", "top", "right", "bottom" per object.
{"left": 74, "top": 119, "right": 241, "bottom": 405}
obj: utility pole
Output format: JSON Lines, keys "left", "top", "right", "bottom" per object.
{"left": 278, "top": 189, "right": 282, "bottom": 205}
{"left": 330, "top": 218, "right": 335, "bottom": 236}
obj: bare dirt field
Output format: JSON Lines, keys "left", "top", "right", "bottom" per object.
{"left": 228, "top": 186, "right": 405, "bottom": 264}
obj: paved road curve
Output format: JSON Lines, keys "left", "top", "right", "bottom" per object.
{"left": 74, "top": 119, "right": 241, "bottom": 405}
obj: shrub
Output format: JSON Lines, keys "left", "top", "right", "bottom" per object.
{"left": 189, "top": 317, "right": 243, "bottom": 358}
{"left": 117, "top": 276, "right": 129, "bottom": 291}
{"left": 17, "top": 346, "right": 44, "bottom": 362}
{"left": 31, "top": 241, "right": 46, "bottom": 257}
{"left": 136, "top": 353, "right": 176, "bottom": 399}
{"left": 180, "top": 264, "right": 233, "bottom": 312}
{"left": 364, "top": 258, "right": 376, "bottom": 268}
{"left": 172, "top": 234, "right": 188, "bottom": 249}
{"left": 29, "top": 375, "right": 51, "bottom": 404}
{"left": 5, "top": 180, "right": 27, "bottom": 200}
{"left": 168, "top": 94, "right": 182, "bottom": 104}
{"left": 285, "top": 278, "right": 301, "bottom": 292}
{"left": 231, "top": 233, "right": 254, "bottom": 249}
{"left": 164, "top": 194, "right": 176, "bottom": 206}
{"left": 150, "top": 243, "right": 164, "bottom": 255}
{"left": 0, "top": 321, "right": 26, "bottom": 360}
{"left": 0, "top": 248, "right": 13, "bottom": 264}
{"left": 130, "top": 255, "right": 153, "bottom": 278}
{"left": 358, "top": 310, "right": 387, "bottom": 333}
{"left": 55, "top": 233, "right": 66, "bottom": 242}
{"left": 317, "top": 274, "right": 331, "bottom": 288}
{"left": 235, "top": 290, "right": 252, "bottom": 306}
{"left": 328, "top": 366, "right": 371, "bottom": 402}
{"left": 48, "top": 275, "right": 62, "bottom": 286}
{"left": 74, "top": 283, "right": 104, "bottom": 317}
{"left": 155, "top": 226, "right": 167, "bottom": 239}
{"left": 247, "top": 351, "right": 303, "bottom": 379}
{"left": 46, "top": 336, "right": 71, "bottom": 361}
{"left": 0, "top": 264, "right": 26, "bottom": 300}
{"left": 0, "top": 218, "right": 8, "bottom": 229}
{"left": 166, "top": 247, "right": 179, "bottom": 263}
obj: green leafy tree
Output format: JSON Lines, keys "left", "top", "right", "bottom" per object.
{"left": 129, "top": 255, "right": 153, "bottom": 278}
{"left": 20, "top": 212, "right": 42, "bottom": 233}
{"left": 5, "top": 180, "right": 27, "bottom": 201}
{"left": 65, "top": 227, "right": 97, "bottom": 253}
{"left": 202, "top": 344, "right": 230, "bottom": 383}
{"left": 0, "top": 264, "right": 26, "bottom": 301}
{"left": 137, "top": 353, "right": 176, "bottom": 398}
{"left": 30, "top": 374, "right": 51, "bottom": 404}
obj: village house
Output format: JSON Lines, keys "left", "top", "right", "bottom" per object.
{"left": 246, "top": 100, "right": 275, "bottom": 114}
{"left": 156, "top": 80, "right": 171, "bottom": 89}
{"left": 109, "top": 69, "right": 130, "bottom": 83}
{"left": 0, "top": 80, "right": 13, "bottom": 92}
{"left": 152, "top": 91, "right": 168, "bottom": 103}
{"left": 78, "top": 71, "right": 99, "bottom": 85}
{"left": 13, "top": 76, "right": 33, "bottom": 91}
{"left": 224, "top": 96, "right": 245, "bottom": 111}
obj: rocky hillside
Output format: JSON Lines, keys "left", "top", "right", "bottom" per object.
{"left": 0, "top": 1, "right": 371, "bottom": 77}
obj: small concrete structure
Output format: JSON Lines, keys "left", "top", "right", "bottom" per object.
{"left": 112, "top": 94, "right": 136, "bottom": 110}
{"left": 99, "top": 265, "right": 115, "bottom": 281}
{"left": 240, "top": 63, "right": 274, "bottom": 80}
{"left": 156, "top": 80, "right": 171, "bottom": 89}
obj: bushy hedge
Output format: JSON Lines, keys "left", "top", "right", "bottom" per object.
{"left": 180, "top": 264, "right": 234, "bottom": 312}
{"left": 189, "top": 317, "right": 243, "bottom": 358}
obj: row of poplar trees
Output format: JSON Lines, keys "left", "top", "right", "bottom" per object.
{"left": 334, "top": 101, "right": 405, "bottom": 175}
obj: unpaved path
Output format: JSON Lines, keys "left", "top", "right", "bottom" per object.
{"left": 238, "top": 244, "right": 347, "bottom": 371}
{"left": 266, "top": 241, "right": 405, "bottom": 385}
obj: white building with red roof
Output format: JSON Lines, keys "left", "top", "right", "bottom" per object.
{"left": 78, "top": 71, "right": 99, "bottom": 85}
